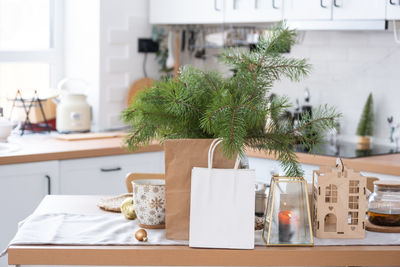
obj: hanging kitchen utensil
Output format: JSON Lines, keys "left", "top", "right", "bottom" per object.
{"left": 188, "top": 30, "right": 196, "bottom": 55}
{"left": 181, "top": 29, "right": 186, "bottom": 52}
{"left": 174, "top": 30, "right": 180, "bottom": 78}
{"left": 195, "top": 29, "right": 206, "bottom": 60}
{"left": 166, "top": 31, "right": 175, "bottom": 69}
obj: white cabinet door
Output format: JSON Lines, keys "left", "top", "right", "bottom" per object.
{"left": 59, "top": 152, "right": 165, "bottom": 195}
{"left": 0, "top": 161, "right": 58, "bottom": 267}
{"left": 284, "top": 0, "right": 332, "bottom": 20}
{"left": 387, "top": 0, "right": 400, "bottom": 20}
{"left": 225, "top": 0, "right": 283, "bottom": 23}
{"left": 332, "top": 0, "right": 385, "bottom": 20}
{"left": 149, "top": 0, "right": 224, "bottom": 24}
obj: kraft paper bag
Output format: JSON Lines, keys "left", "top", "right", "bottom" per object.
{"left": 189, "top": 139, "right": 255, "bottom": 249}
{"left": 165, "top": 139, "right": 236, "bottom": 240}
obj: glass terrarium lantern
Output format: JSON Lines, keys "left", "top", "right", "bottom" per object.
{"left": 263, "top": 176, "right": 313, "bottom": 246}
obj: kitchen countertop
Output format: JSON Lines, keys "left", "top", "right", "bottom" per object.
{"left": 0, "top": 134, "right": 399, "bottom": 176}
{"left": 248, "top": 149, "right": 400, "bottom": 176}
{"left": 0, "top": 134, "right": 161, "bottom": 165}
{"left": 7, "top": 195, "right": 400, "bottom": 267}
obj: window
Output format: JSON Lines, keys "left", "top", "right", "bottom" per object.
{"left": 348, "top": 195, "right": 359, "bottom": 209}
{"left": 349, "top": 180, "right": 360, "bottom": 194}
{"left": 0, "top": 0, "right": 62, "bottom": 117}
{"left": 0, "top": 0, "right": 51, "bottom": 50}
{"left": 348, "top": 211, "right": 359, "bottom": 225}
{"left": 325, "top": 184, "right": 337, "bottom": 203}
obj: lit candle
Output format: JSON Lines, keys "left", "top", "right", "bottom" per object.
{"left": 279, "top": 211, "right": 295, "bottom": 242}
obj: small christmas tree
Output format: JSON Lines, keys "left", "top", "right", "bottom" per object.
{"left": 356, "top": 93, "right": 374, "bottom": 137}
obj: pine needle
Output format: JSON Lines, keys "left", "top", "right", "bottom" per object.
{"left": 121, "top": 23, "right": 341, "bottom": 177}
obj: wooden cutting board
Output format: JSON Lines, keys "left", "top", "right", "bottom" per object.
{"left": 56, "top": 132, "right": 127, "bottom": 141}
{"left": 126, "top": 78, "right": 155, "bottom": 106}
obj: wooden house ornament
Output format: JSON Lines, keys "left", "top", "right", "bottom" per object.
{"left": 312, "top": 158, "right": 367, "bottom": 238}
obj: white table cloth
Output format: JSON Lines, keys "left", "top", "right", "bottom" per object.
{"left": 2, "top": 212, "right": 400, "bottom": 257}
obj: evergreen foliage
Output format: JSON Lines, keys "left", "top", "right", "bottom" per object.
{"left": 356, "top": 93, "right": 374, "bottom": 137}
{"left": 122, "top": 23, "right": 341, "bottom": 177}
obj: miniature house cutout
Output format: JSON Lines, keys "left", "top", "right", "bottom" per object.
{"left": 312, "top": 159, "right": 367, "bottom": 239}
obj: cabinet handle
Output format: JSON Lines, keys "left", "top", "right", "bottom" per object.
{"left": 272, "top": 0, "right": 279, "bottom": 9}
{"left": 320, "top": 0, "right": 327, "bottom": 8}
{"left": 100, "top": 167, "right": 122, "bottom": 172}
{"left": 214, "top": 0, "right": 221, "bottom": 11}
{"left": 333, "top": 0, "right": 341, "bottom": 8}
{"left": 389, "top": 0, "right": 396, "bottom": 5}
{"left": 45, "top": 175, "right": 51, "bottom": 195}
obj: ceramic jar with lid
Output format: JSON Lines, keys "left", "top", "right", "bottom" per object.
{"left": 368, "top": 180, "right": 400, "bottom": 226}
{"left": 56, "top": 93, "right": 91, "bottom": 133}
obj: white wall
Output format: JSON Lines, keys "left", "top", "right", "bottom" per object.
{"left": 64, "top": 0, "right": 158, "bottom": 131}
{"left": 272, "top": 30, "right": 400, "bottom": 146}
{"left": 179, "top": 30, "right": 400, "bottom": 146}
{"left": 99, "top": 0, "right": 159, "bottom": 130}
{"left": 64, "top": 0, "right": 101, "bottom": 130}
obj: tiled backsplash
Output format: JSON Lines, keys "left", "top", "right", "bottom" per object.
{"left": 272, "top": 31, "right": 400, "bottom": 145}
{"left": 181, "top": 30, "right": 400, "bottom": 146}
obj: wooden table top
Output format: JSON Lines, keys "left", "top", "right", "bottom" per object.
{"left": 7, "top": 195, "right": 400, "bottom": 266}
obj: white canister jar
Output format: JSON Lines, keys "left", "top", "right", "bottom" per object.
{"left": 56, "top": 93, "right": 91, "bottom": 133}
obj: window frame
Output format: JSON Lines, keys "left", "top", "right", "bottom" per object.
{"left": 0, "top": 0, "right": 64, "bottom": 88}
{"left": 348, "top": 195, "right": 359, "bottom": 209}
{"left": 349, "top": 180, "right": 360, "bottom": 194}
{"left": 325, "top": 184, "right": 338, "bottom": 203}
{"left": 348, "top": 211, "right": 359, "bottom": 225}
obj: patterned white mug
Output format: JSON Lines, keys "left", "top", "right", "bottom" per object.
{"left": 132, "top": 179, "right": 166, "bottom": 229}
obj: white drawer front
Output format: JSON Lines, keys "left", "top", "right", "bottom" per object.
{"left": 60, "top": 152, "right": 164, "bottom": 195}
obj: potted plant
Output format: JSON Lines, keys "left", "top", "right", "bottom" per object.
{"left": 356, "top": 93, "right": 374, "bottom": 150}
{"left": 122, "top": 24, "right": 340, "bottom": 177}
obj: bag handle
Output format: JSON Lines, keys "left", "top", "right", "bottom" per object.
{"left": 208, "top": 138, "right": 240, "bottom": 170}
{"left": 207, "top": 138, "right": 221, "bottom": 167}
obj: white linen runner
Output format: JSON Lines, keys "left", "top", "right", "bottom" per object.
{"left": 2, "top": 212, "right": 400, "bottom": 257}
{"left": 0, "top": 212, "right": 187, "bottom": 257}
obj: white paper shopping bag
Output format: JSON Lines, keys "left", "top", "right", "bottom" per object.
{"left": 189, "top": 139, "right": 255, "bottom": 249}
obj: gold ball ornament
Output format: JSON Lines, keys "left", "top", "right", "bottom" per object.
{"left": 121, "top": 197, "right": 137, "bottom": 220}
{"left": 135, "top": 229, "right": 148, "bottom": 242}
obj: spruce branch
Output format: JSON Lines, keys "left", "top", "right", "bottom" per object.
{"left": 122, "top": 23, "right": 342, "bottom": 177}
{"left": 293, "top": 105, "right": 340, "bottom": 134}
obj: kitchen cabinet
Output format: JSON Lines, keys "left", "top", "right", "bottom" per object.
{"left": 59, "top": 152, "right": 164, "bottom": 195}
{"left": 331, "top": 0, "right": 385, "bottom": 20}
{"left": 0, "top": 161, "right": 58, "bottom": 267}
{"left": 285, "top": 0, "right": 385, "bottom": 21}
{"left": 387, "top": 0, "right": 400, "bottom": 20}
{"left": 284, "top": 0, "right": 332, "bottom": 20}
{"left": 149, "top": 0, "right": 224, "bottom": 24}
{"left": 149, "top": 0, "right": 388, "bottom": 26}
{"left": 225, "top": 0, "right": 283, "bottom": 23}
